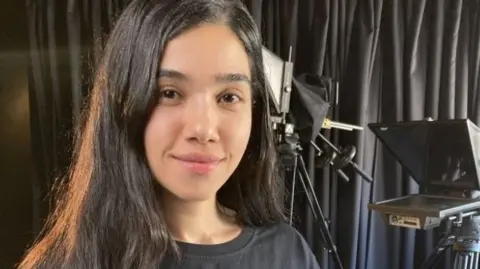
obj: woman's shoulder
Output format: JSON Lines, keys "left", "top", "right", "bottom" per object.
{"left": 252, "top": 222, "right": 308, "bottom": 244}
{"left": 246, "top": 222, "right": 320, "bottom": 268}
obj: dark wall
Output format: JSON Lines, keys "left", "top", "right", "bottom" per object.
{"left": 0, "top": 0, "right": 33, "bottom": 268}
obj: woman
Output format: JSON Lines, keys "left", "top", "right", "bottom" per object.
{"left": 19, "top": 0, "right": 320, "bottom": 268}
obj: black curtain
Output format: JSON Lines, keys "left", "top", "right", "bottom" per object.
{"left": 26, "top": 0, "right": 480, "bottom": 269}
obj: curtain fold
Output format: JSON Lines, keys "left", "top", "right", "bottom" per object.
{"left": 67, "top": 0, "right": 82, "bottom": 125}
{"left": 26, "top": 0, "right": 480, "bottom": 268}
{"left": 471, "top": 1, "right": 480, "bottom": 121}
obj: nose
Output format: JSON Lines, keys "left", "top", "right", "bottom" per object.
{"left": 183, "top": 96, "right": 220, "bottom": 144}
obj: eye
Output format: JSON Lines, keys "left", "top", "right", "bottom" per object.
{"left": 158, "top": 88, "right": 182, "bottom": 105}
{"left": 219, "top": 92, "right": 241, "bottom": 104}
{"left": 159, "top": 89, "right": 180, "bottom": 99}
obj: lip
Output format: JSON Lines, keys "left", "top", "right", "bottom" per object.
{"left": 171, "top": 153, "right": 223, "bottom": 174}
{"left": 173, "top": 153, "right": 223, "bottom": 163}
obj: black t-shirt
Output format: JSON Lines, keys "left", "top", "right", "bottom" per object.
{"left": 162, "top": 222, "right": 321, "bottom": 269}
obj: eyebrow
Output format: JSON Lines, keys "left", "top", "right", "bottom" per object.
{"left": 158, "top": 69, "right": 251, "bottom": 84}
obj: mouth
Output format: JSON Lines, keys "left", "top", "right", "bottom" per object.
{"left": 171, "top": 153, "right": 223, "bottom": 174}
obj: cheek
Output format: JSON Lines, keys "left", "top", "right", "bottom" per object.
{"left": 144, "top": 110, "right": 178, "bottom": 165}
{"left": 222, "top": 109, "right": 252, "bottom": 160}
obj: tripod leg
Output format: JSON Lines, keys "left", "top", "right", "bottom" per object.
{"left": 296, "top": 154, "right": 344, "bottom": 269}
{"left": 419, "top": 233, "right": 454, "bottom": 269}
{"left": 474, "top": 253, "right": 479, "bottom": 269}
{"left": 468, "top": 253, "right": 476, "bottom": 269}
{"left": 288, "top": 157, "right": 298, "bottom": 226}
{"left": 452, "top": 252, "right": 480, "bottom": 269}
{"left": 296, "top": 171, "right": 317, "bottom": 220}
{"left": 296, "top": 171, "right": 328, "bottom": 247}
{"left": 453, "top": 252, "right": 470, "bottom": 269}
{"left": 453, "top": 253, "right": 461, "bottom": 269}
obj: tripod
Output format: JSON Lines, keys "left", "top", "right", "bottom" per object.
{"left": 279, "top": 131, "right": 344, "bottom": 269}
{"left": 420, "top": 213, "right": 480, "bottom": 269}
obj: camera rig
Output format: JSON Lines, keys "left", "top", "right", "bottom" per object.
{"left": 262, "top": 46, "right": 374, "bottom": 269}
{"left": 262, "top": 44, "right": 480, "bottom": 269}
{"left": 368, "top": 118, "right": 480, "bottom": 269}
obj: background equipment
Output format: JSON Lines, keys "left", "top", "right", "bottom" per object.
{"left": 262, "top": 46, "right": 374, "bottom": 269}
{"left": 368, "top": 118, "right": 480, "bottom": 269}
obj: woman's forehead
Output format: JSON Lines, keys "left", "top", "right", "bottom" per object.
{"left": 158, "top": 24, "right": 251, "bottom": 80}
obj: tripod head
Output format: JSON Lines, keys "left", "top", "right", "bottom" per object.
{"left": 277, "top": 128, "right": 301, "bottom": 170}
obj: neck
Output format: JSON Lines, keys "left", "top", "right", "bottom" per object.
{"left": 162, "top": 192, "right": 241, "bottom": 245}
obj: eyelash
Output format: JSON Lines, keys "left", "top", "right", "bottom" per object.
{"left": 158, "top": 89, "right": 242, "bottom": 104}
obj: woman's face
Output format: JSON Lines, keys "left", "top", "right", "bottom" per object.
{"left": 144, "top": 24, "right": 253, "bottom": 202}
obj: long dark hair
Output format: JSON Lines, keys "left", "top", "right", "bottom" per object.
{"left": 18, "top": 0, "right": 285, "bottom": 268}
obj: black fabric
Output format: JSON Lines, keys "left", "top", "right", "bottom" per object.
{"left": 290, "top": 75, "right": 330, "bottom": 141}
{"left": 162, "top": 223, "right": 320, "bottom": 269}
{"left": 26, "top": 0, "right": 480, "bottom": 269}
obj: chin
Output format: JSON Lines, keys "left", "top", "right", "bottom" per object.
{"left": 174, "top": 194, "right": 215, "bottom": 203}
{"left": 168, "top": 189, "right": 217, "bottom": 202}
